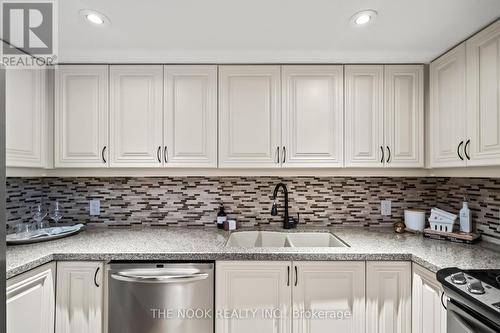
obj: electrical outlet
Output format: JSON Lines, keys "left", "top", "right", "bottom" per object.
{"left": 89, "top": 199, "right": 100, "bottom": 216}
{"left": 381, "top": 200, "right": 392, "bottom": 216}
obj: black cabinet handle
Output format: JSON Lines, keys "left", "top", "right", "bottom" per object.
{"left": 380, "top": 146, "right": 384, "bottom": 163}
{"left": 386, "top": 146, "right": 391, "bottom": 163}
{"left": 102, "top": 146, "right": 107, "bottom": 164}
{"left": 276, "top": 147, "right": 280, "bottom": 164}
{"left": 282, "top": 146, "right": 286, "bottom": 163}
{"left": 157, "top": 146, "right": 161, "bottom": 163}
{"left": 164, "top": 146, "right": 168, "bottom": 163}
{"left": 457, "top": 141, "right": 464, "bottom": 161}
{"left": 294, "top": 266, "right": 298, "bottom": 286}
{"left": 287, "top": 266, "right": 290, "bottom": 286}
{"left": 465, "top": 139, "right": 470, "bottom": 160}
{"left": 94, "top": 267, "right": 100, "bottom": 287}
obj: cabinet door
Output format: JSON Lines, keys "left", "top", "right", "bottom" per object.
{"left": 411, "top": 264, "right": 446, "bottom": 333}
{"left": 164, "top": 65, "right": 217, "bottom": 167}
{"left": 55, "top": 65, "right": 108, "bottom": 167}
{"left": 7, "top": 262, "right": 55, "bottom": 333}
{"left": 292, "top": 261, "right": 365, "bottom": 333}
{"left": 219, "top": 66, "right": 281, "bottom": 168}
{"left": 384, "top": 65, "right": 424, "bottom": 168}
{"left": 281, "top": 65, "right": 344, "bottom": 167}
{"left": 430, "top": 43, "right": 467, "bottom": 168}
{"left": 466, "top": 20, "right": 500, "bottom": 166}
{"left": 56, "top": 262, "right": 103, "bottom": 333}
{"left": 216, "top": 261, "right": 291, "bottom": 333}
{"left": 6, "top": 68, "right": 51, "bottom": 168}
{"left": 110, "top": 65, "right": 163, "bottom": 167}
{"left": 345, "top": 65, "right": 384, "bottom": 167}
{"left": 366, "top": 262, "right": 411, "bottom": 333}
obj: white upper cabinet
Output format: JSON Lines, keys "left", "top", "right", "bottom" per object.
{"left": 292, "top": 261, "right": 365, "bottom": 333}
{"left": 281, "top": 66, "right": 344, "bottom": 167}
{"left": 411, "top": 263, "right": 446, "bottom": 333}
{"left": 430, "top": 43, "right": 467, "bottom": 168}
{"left": 55, "top": 65, "right": 109, "bottom": 168}
{"left": 466, "top": 20, "right": 500, "bottom": 166}
{"left": 216, "top": 261, "right": 291, "bottom": 333}
{"left": 345, "top": 65, "right": 385, "bottom": 167}
{"left": 384, "top": 65, "right": 424, "bottom": 168}
{"left": 366, "top": 262, "right": 411, "bottom": 333}
{"left": 164, "top": 65, "right": 217, "bottom": 168}
{"left": 7, "top": 263, "right": 55, "bottom": 333}
{"left": 219, "top": 65, "right": 281, "bottom": 168}
{"left": 109, "top": 65, "right": 163, "bottom": 167}
{"left": 6, "top": 68, "right": 52, "bottom": 168}
{"left": 56, "top": 262, "right": 104, "bottom": 333}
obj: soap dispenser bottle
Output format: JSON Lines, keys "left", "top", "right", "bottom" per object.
{"left": 217, "top": 204, "right": 227, "bottom": 230}
{"left": 459, "top": 198, "right": 472, "bottom": 233}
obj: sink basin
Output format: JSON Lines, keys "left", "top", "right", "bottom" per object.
{"left": 225, "top": 231, "right": 292, "bottom": 247}
{"left": 225, "top": 231, "right": 347, "bottom": 248}
{"left": 285, "top": 232, "right": 346, "bottom": 247}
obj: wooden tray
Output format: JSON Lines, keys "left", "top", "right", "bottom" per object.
{"left": 423, "top": 228, "right": 481, "bottom": 244}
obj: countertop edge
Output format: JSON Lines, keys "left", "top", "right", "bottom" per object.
{"left": 7, "top": 251, "right": 428, "bottom": 279}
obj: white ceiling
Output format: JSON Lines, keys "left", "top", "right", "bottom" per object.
{"left": 59, "top": 0, "right": 500, "bottom": 63}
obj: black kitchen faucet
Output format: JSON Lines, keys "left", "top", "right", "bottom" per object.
{"left": 271, "top": 183, "right": 297, "bottom": 229}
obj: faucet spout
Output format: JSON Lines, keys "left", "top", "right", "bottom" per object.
{"left": 271, "top": 183, "right": 295, "bottom": 229}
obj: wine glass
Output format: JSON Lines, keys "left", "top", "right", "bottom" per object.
{"left": 15, "top": 223, "right": 35, "bottom": 237}
{"left": 49, "top": 201, "right": 63, "bottom": 226}
{"left": 32, "top": 204, "right": 48, "bottom": 229}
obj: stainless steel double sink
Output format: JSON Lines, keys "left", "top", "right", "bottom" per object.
{"left": 225, "top": 231, "right": 348, "bottom": 248}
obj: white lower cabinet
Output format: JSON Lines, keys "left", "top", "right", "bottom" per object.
{"left": 6, "top": 262, "right": 56, "bottom": 333}
{"left": 216, "top": 261, "right": 366, "bottom": 333}
{"left": 292, "top": 261, "right": 365, "bottom": 333}
{"left": 216, "top": 261, "right": 291, "bottom": 333}
{"left": 366, "top": 261, "right": 411, "bottom": 333}
{"left": 56, "top": 261, "right": 104, "bottom": 333}
{"left": 411, "top": 263, "right": 446, "bottom": 333}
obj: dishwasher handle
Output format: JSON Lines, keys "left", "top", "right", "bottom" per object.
{"left": 111, "top": 271, "right": 209, "bottom": 284}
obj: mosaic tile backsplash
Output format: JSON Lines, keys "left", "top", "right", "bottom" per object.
{"left": 5, "top": 177, "right": 500, "bottom": 242}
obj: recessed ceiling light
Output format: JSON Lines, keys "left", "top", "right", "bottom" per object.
{"left": 79, "top": 9, "right": 109, "bottom": 26}
{"left": 86, "top": 13, "right": 104, "bottom": 25}
{"left": 351, "top": 10, "right": 377, "bottom": 26}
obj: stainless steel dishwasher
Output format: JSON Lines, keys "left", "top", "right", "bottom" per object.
{"left": 108, "top": 262, "right": 214, "bottom": 333}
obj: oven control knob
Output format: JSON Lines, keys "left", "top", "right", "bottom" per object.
{"left": 451, "top": 272, "right": 467, "bottom": 285}
{"left": 467, "top": 280, "right": 485, "bottom": 295}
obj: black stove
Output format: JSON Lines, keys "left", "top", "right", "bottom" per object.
{"left": 437, "top": 267, "right": 500, "bottom": 332}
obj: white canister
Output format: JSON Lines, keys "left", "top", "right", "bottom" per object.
{"left": 404, "top": 210, "right": 426, "bottom": 232}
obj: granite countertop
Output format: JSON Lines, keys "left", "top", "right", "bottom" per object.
{"left": 6, "top": 226, "right": 500, "bottom": 279}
